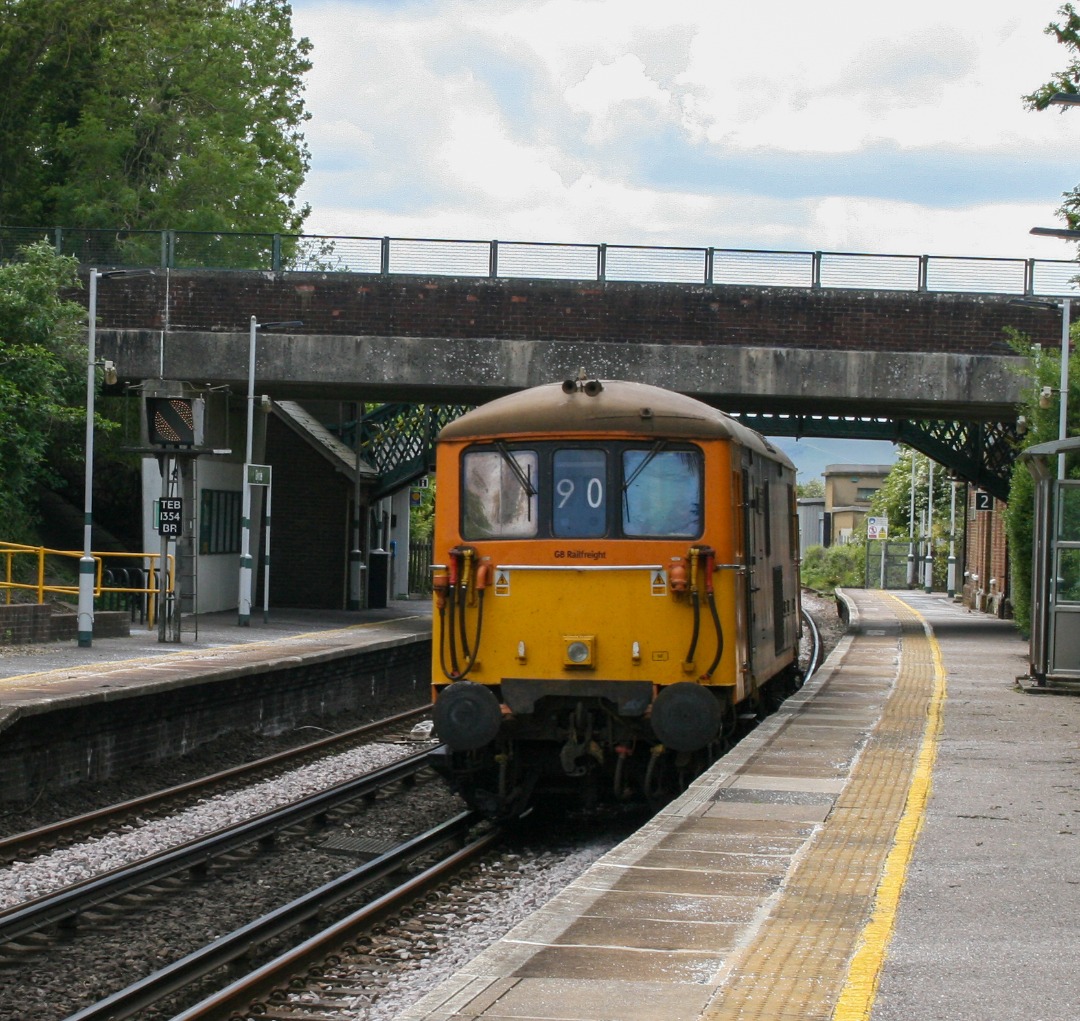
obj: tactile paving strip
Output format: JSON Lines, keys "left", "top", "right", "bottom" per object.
{"left": 701, "top": 595, "right": 944, "bottom": 1021}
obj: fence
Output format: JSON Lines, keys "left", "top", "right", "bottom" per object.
{"left": 0, "top": 541, "right": 173, "bottom": 628}
{"left": 1, "top": 225, "right": 1077, "bottom": 297}
{"left": 408, "top": 542, "right": 432, "bottom": 596}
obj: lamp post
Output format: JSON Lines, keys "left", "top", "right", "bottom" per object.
{"left": 77, "top": 269, "right": 126, "bottom": 648}
{"left": 238, "top": 317, "right": 301, "bottom": 625}
{"left": 923, "top": 458, "right": 934, "bottom": 593}
{"left": 947, "top": 478, "right": 958, "bottom": 598}
{"left": 906, "top": 451, "right": 917, "bottom": 588}
{"left": 1023, "top": 229, "right": 1076, "bottom": 478}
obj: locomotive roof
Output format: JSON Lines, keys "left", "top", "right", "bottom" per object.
{"left": 438, "top": 380, "right": 794, "bottom": 468}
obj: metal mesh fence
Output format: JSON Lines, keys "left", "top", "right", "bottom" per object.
{"left": 388, "top": 238, "right": 491, "bottom": 276}
{"left": 819, "top": 253, "right": 920, "bottom": 291}
{"left": 1030, "top": 259, "right": 1080, "bottom": 297}
{"left": 604, "top": 245, "right": 708, "bottom": 283}
{"left": 711, "top": 249, "right": 815, "bottom": 287}
{"left": 495, "top": 241, "right": 598, "bottom": 280}
{"left": 925, "top": 256, "right": 1027, "bottom": 294}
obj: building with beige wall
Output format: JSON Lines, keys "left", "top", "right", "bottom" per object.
{"left": 822, "top": 464, "right": 892, "bottom": 546}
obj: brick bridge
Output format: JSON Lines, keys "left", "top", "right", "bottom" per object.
{"left": 92, "top": 267, "right": 1065, "bottom": 498}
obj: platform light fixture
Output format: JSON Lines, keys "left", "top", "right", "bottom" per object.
{"left": 238, "top": 316, "right": 302, "bottom": 626}
{"left": 1019, "top": 233, "right": 1075, "bottom": 481}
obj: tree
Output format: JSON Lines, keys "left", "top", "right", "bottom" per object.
{"left": 0, "top": 243, "right": 89, "bottom": 541}
{"left": 796, "top": 479, "right": 824, "bottom": 499}
{"left": 868, "top": 448, "right": 960, "bottom": 542}
{"left": 1003, "top": 327, "right": 1080, "bottom": 632}
{"left": 1025, "top": 4, "right": 1080, "bottom": 231}
{"left": 0, "top": 0, "right": 312, "bottom": 234}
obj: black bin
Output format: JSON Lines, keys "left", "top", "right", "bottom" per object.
{"left": 368, "top": 549, "right": 390, "bottom": 609}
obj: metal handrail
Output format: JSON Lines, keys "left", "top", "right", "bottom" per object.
{"left": 0, "top": 542, "right": 173, "bottom": 629}
{"left": 0, "top": 225, "right": 1077, "bottom": 297}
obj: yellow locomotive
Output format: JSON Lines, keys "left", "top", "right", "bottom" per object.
{"left": 430, "top": 378, "right": 802, "bottom": 817}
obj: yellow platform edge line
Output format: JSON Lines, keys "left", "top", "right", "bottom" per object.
{"left": 831, "top": 594, "right": 947, "bottom": 1021}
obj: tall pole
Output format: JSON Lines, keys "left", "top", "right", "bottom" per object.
{"left": 1059, "top": 298, "right": 1071, "bottom": 481}
{"left": 77, "top": 270, "right": 101, "bottom": 647}
{"left": 238, "top": 315, "right": 256, "bottom": 625}
{"left": 947, "top": 479, "right": 957, "bottom": 598}
{"left": 906, "top": 451, "right": 917, "bottom": 588}
{"left": 924, "top": 459, "right": 934, "bottom": 593}
{"left": 262, "top": 474, "right": 272, "bottom": 624}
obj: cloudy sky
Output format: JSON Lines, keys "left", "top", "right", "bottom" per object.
{"left": 291, "top": 0, "right": 1079, "bottom": 261}
{"left": 287, "top": 0, "right": 1080, "bottom": 477}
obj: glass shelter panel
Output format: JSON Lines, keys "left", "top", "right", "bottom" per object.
{"left": 462, "top": 449, "right": 539, "bottom": 538}
{"left": 621, "top": 449, "right": 703, "bottom": 538}
{"left": 1055, "top": 548, "right": 1080, "bottom": 604}
{"left": 1057, "top": 485, "right": 1080, "bottom": 542}
{"left": 553, "top": 449, "right": 608, "bottom": 537}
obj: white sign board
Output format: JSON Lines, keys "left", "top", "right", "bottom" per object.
{"left": 867, "top": 515, "right": 888, "bottom": 540}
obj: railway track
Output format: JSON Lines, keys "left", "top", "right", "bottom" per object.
{"left": 65, "top": 812, "right": 498, "bottom": 1021}
{"left": 0, "top": 748, "right": 435, "bottom": 948}
{"left": 0, "top": 705, "right": 432, "bottom": 866}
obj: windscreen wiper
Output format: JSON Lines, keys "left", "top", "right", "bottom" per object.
{"left": 494, "top": 441, "right": 537, "bottom": 497}
{"left": 622, "top": 439, "right": 667, "bottom": 492}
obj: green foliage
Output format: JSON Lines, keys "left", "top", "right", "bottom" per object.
{"left": 800, "top": 544, "right": 865, "bottom": 593}
{"left": 796, "top": 478, "right": 824, "bottom": 498}
{"left": 1025, "top": 4, "right": 1080, "bottom": 235}
{"left": 0, "top": 0, "right": 312, "bottom": 234}
{"left": 1002, "top": 326, "right": 1080, "bottom": 632}
{"left": 410, "top": 484, "right": 435, "bottom": 543}
{"left": 868, "top": 447, "right": 962, "bottom": 543}
{"left": 0, "top": 243, "right": 89, "bottom": 540}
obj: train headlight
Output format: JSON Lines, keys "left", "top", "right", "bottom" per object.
{"left": 563, "top": 636, "right": 595, "bottom": 668}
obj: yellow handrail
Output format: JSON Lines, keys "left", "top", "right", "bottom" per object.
{"left": 0, "top": 542, "right": 174, "bottom": 630}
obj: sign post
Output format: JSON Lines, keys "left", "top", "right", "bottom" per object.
{"left": 867, "top": 516, "right": 889, "bottom": 589}
{"left": 247, "top": 465, "right": 272, "bottom": 622}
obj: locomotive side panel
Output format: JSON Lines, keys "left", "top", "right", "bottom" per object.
{"left": 739, "top": 449, "right": 801, "bottom": 692}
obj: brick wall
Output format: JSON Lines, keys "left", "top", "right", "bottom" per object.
{"left": 264, "top": 416, "right": 354, "bottom": 609}
{"left": 84, "top": 271, "right": 1059, "bottom": 355}
{"left": 0, "top": 605, "right": 130, "bottom": 644}
{"left": 0, "top": 638, "right": 431, "bottom": 801}
{"left": 963, "top": 491, "right": 1010, "bottom": 615}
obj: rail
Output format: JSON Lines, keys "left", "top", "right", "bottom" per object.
{"left": 1, "top": 225, "right": 1078, "bottom": 297}
{"left": 0, "top": 541, "right": 173, "bottom": 629}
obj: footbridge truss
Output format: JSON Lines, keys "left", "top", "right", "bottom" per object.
{"left": 357, "top": 403, "right": 472, "bottom": 500}
{"left": 363, "top": 403, "right": 1020, "bottom": 503}
{"left": 735, "top": 414, "right": 1020, "bottom": 502}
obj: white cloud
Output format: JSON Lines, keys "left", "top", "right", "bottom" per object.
{"left": 291, "top": 0, "right": 1080, "bottom": 259}
{"left": 563, "top": 53, "right": 673, "bottom": 143}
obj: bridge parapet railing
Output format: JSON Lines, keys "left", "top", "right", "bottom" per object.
{"left": 2, "top": 225, "right": 1078, "bottom": 297}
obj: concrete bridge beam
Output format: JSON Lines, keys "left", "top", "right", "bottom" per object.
{"left": 101, "top": 329, "right": 1027, "bottom": 422}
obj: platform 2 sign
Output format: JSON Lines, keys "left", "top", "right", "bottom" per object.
{"left": 157, "top": 497, "right": 183, "bottom": 537}
{"left": 974, "top": 491, "right": 993, "bottom": 512}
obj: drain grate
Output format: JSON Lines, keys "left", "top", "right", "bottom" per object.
{"left": 321, "top": 833, "right": 399, "bottom": 858}
{"left": 713, "top": 788, "right": 835, "bottom": 806}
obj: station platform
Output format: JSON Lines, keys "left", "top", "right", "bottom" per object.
{"left": 0, "top": 600, "right": 433, "bottom": 720}
{"left": 402, "top": 589, "right": 1080, "bottom": 1021}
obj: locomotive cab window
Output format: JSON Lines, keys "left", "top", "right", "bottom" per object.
{"left": 622, "top": 447, "right": 702, "bottom": 538}
{"left": 553, "top": 448, "right": 607, "bottom": 537}
{"left": 462, "top": 448, "right": 539, "bottom": 538}
{"left": 460, "top": 441, "right": 703, "bottom": 539}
